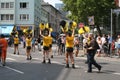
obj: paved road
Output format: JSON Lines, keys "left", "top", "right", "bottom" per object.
{"left": 0, "top": 44, "right": 120, "bottom": 80}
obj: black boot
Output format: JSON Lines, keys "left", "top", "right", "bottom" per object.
{"left": 51, "top": 55, "right": 53, "bottom": 58}
{"left": 13, "top": 52, "right": 16, "bottom": 54}
{"left": 98, "top": 66, "right": 102, "bottom": 72}
{"left": 65, "top": 64, "right": 69, "bottom": 68}
{"left": 72, "top": 64, "right": 75, "bottom": 69}
{"left": 18, "top": 52, "right": 19, "bottom": 55}
{"left": 30, "top": 56, "right": 32, "bottom": 60}
{"left": 48, "top": 59, "right": 51, "bottom": 64}
{"left": 42, "top": 60, "right": 46, "bottom": 63}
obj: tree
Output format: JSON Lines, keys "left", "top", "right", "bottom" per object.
{"left": 62, "top": 0, "right": 116, "bottom": 35}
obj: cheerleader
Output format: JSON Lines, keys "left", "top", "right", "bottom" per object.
{"left": 40, "top": 29, "right": 51, "bottom": 64}
{"left": 26, "top": 35, "right": 32, "bottom": 60}
{"left": 13, "top": 35, "right": 19, "bottom": 55}
{"left": 65, "top": 30, "right": 75, "bottom": 68}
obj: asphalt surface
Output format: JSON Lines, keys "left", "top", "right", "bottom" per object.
{"left": 0, "top": 44, "right": 120, "bottom": 80}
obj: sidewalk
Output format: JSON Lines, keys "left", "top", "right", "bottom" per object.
{"left": 78, "top": 50, "right": 120, "bottom": 62}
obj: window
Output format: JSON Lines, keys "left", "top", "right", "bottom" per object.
{"left": 10, "top": 2, "right": 14, "bottom": 8}
{"left": 0, "top": 14, "right": 14, "bottom": 21}
{"left": 1, "top": 14, "right": 5, "bottom": 20}
{"left": 10, "top": 15, "right": 13, "bottom": 20}
{"left": 1, "top": 2, "right": 14, "bottom": 8}
{"left": 6, "top": 14, "right": 9, "bottom": 20}
{"left": 20, "top": 2, "right": 28, "bottom": 8}
{"left": 20, "top": 14, "right": 29, "bottom": 20}
{"left": 1, "top": 3, "right": 5, "bottom": 8}
{"left": 6, "top": 3, "right": 9, "bottom": 8}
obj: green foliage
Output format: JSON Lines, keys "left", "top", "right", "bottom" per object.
{"left": 62, "top": 0, "right": 116, "bottom": 26}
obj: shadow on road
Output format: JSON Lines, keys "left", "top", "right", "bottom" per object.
{"left": 0, "top": 61, "right": 79, "bottom": 80}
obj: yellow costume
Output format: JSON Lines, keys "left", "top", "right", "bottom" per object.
{"left": 14, "top": 37, "right": 19, "bottom": 44}
{"left": 66, "top": 36, "right": 74, "bottom": 48}
{"left": 43, "top": 36, "right": 50, "bottom": 47}
{"left": 26, "top": 38, "right": 32, "bottom": 47}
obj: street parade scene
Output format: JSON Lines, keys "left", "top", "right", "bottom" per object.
{"left": 0, "top": 0, "right": 120, "bottom": 80}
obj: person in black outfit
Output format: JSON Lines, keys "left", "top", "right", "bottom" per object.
{"left": 86, "top": 33, "right": 102, "bottom": 73}
{"left": 37, "top": 35, "right": 41, "bottom": 51}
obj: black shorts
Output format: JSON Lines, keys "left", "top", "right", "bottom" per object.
{"left": 43, "top": 46, "right": 49, "bottom": 50}
{"left": 66, "top": 47, "right": 74, "bottom": 53}
{"left": 27, "top": 46, "right": 31, "bottom": 50}
{"left": 14, "top": 44, "right": 18, "bottom": 47}
{"left": 49, "top": 44, "right": 52, "bottom": 48}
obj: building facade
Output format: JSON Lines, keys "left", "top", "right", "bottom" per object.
{"left": 0, "top": 0, "right": 15, "bottom": 34}
{"left": 42, "top": 3, "right": 63, "bottom": 33}
{"left": 41, "top": 7, "right": 49, "bottom": 23}
{"left": 0, "top": 0, "right": 67, "bottom": 36}
{"left": 0, "top": 0, "right": 42, "bottom": 36}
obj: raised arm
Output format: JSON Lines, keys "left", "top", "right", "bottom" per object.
{"left": 72, "top": 30, "right": 75, "bottom": 36}
{"left": 40, "top": 30, "right": 44, "bottom": 38}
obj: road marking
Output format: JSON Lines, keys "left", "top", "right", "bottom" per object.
{"left": 6, "top": 58, "right": 16, "bottom": 61}
{"left": 113, "top": 73, "right": 120, "bottom": 75}
{"left": 52, "top": 61, "right": 64, "bottom": 65}
{"left": 33, "top": 58, "right": 41, "bottom": 60}
{"left": 9, "top": 53, "right": 26, "bottom": 58}
{"left": 5, "top": 66, "right": 24, "bottom": 74}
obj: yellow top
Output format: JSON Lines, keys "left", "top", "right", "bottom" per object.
{"left": 14, "top": 37, "right": 19, "bottom": 44}
{"left": 66, "top": 35, "right": 74, "bottom": 47}
{"left": 26, "top": 38, "right": 32, "bottom": 46}
{"left": 48, "top": 36, "right": 52, "bottom": 45}
{"left": 43, "top": 36, "right": 50, "bottom": 47}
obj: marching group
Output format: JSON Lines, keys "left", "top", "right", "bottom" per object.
{"left": 2, "top": 27, "right": 120, "bottom": 73}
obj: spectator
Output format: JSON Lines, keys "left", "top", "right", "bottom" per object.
{"left": 32, "top": 36, "right": 36, "bottom": 52}
{"left": 37, "top": 35, "right": 41, "bottom": 51}
{"left": 74, "top": 37, "right": 80, "bottom": 57}
{"left": 61, "top": 36, "right": 65, "bottom": 54}
{"left": 117, "top": 35, "right": 120, "bottom": 58}
{"left": 96, "top": 36, "right": 102, "bottom": 57}
{"left": 86, "top": 33, "right": 102, "bottom": 73}
{"left": 0, "top": 34, "right": 8, "bottom": 66}
{"left": 22, "top": 35, "right": 26, "bottom": 48}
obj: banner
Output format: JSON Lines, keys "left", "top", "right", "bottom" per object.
{"left": 17, "top": 26, "right": 32, "bottom": 30}
{"left": 88, "top": 16, "right": 94, "bottom": 25}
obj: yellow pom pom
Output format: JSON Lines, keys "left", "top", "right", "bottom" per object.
{"left": 39, "top": 23, "right": 45, "bottom": 30}
{"left": 84, "top": 26, "right": 90, "bottom": 32}
{"left": 78, "top": 28, "right": 85, "bottom": 34}
{"left": 23, "top": 29, "right": 27, "bottom": 33}
{"left": 72, "top": 21, "right": 77, "bottom": 28}
{"left": 50, "top": 28, "right": 53, "bottom": 32}
{"left": 45, "top": 23, "right": 49, "bottom": 29}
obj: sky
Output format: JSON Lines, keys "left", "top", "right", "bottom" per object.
{"left": 44, "top": 0, "right": 63, "bottom": 7}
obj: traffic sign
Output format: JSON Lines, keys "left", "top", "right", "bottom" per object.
{"left": 79, "top": 23, "right": 84, "bottom": 28}
{"left": 113, "top": 9, "right": 120, "bottom": 13}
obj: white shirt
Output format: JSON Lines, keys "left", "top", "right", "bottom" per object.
{"left": 101, "top": 37, "right": 106, "bottom": 45}
{"left": 117, "top": 38, "right": 120, "bottom": 44}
